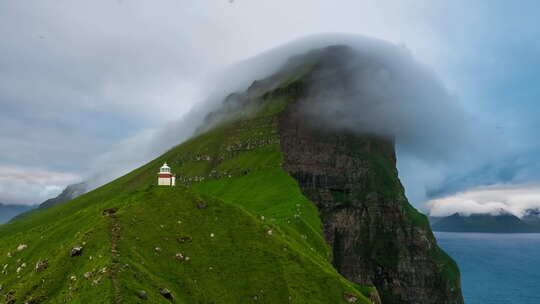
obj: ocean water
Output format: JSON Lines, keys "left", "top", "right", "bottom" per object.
{"left": 435, "top": 232, "right": 540, "bottom": 304}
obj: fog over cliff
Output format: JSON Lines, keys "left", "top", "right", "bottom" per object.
{"left": 86, "top": 35, "right": 485, "bottom": 202}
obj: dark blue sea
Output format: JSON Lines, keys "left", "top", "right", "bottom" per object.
{"left": 435, "top": 232, "right": 540, "bottom": 304}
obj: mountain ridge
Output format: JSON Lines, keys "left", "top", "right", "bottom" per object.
{"left": 431, "top": 211, "right": 540, "bottom": 233}
{"left": 9, "top": 182, "right": 88, "bottom": 223}
{"left": 39, "top": 182, "right": 87, "bottom": 209}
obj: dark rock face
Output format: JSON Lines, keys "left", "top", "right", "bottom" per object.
{"left": 278, "top": 97, "right": 463, "bottom": 304}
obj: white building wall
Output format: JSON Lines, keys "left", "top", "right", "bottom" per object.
{"left": 171, "top": 176, "right": 176, "bottom": 186}
{"left": 158, "top": 177, "right": 172, "bottom": 186}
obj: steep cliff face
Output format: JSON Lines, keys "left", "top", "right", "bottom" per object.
{"left": 278, "top": 81, "right": 463, "bottom": 303}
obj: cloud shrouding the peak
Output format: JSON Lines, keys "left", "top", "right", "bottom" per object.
{"left": 427, "top": 184, "right": 540, "bottom": 218}
{"left": 82, "top": 35, "right": 475, "bottom": 191}
{"left": 2, "top": 1, "right": 540, "bottom": 206}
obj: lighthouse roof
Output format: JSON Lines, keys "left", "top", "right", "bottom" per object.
{"left": 159, "top": 162, "right": 172, "bottom": 174}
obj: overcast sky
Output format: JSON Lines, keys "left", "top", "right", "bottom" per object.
{"left": 1, "top": 1, "right": 540, "bottom": 211}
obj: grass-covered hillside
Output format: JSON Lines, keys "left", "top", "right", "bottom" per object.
{"left": 0, "top": 74, "right": 376, "bottom": 303}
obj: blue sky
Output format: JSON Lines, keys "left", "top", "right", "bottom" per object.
{"left": 420, "top": 1, "right": 540, "bottom": 197}
{"left": 1, "top": 1, "right": 539, "bottom": 211}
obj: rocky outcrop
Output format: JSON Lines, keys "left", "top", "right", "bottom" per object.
{"left": 70, "top": 246, "right": 84, "bottom": 257}
{"left": 159, "top": 288, "right": 174, "bottom": 301}
{"left": 278, "top": 89, "right": 463, "bottom": 303}
{"left": 35, "top": 259, "right": 48, "bottom": 272}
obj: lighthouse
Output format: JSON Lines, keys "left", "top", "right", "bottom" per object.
{"left": 157, "top": 163, "right": 176, "bottom": 186}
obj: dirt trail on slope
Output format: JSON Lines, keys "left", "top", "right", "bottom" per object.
{"left": 109, "top": 214, "right": 123, "bottom": 304}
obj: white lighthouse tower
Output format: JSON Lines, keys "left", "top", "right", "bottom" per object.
{"left": 157, "top": 162, "right": 176, "bottom": 186}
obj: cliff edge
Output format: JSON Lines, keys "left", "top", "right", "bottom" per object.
{"left": 276, "top": 48, "right": 463, "bottom": 304}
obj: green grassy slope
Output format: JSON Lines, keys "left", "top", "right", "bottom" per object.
{"left": 0, "top": 79, "right": 375, "bottom": 303}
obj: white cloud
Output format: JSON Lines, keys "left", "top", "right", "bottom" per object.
{"left": 0, "top": 167, "right": 80, "bottom": 205}
{"left": 427, "top": 184, "right": 540, "bottom": 218}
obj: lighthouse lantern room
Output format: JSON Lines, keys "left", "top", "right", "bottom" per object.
{"left": 157, "top": 162, "right": 176, "bottom": 186}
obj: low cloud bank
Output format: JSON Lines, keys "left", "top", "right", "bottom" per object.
{"left": 0, "top": 166, "right": 79, "bottom": 205}
{"left": 299, "top": 43, "right": 472, "bottom": 164}
{"left": 427, "top": 183, "right": 540, "bottom": 218}
{"left": 85, "top": 34, "right": 474, "bottom": 191}
{"left": 84, "top": 34, "right": 482, "bottom": 199}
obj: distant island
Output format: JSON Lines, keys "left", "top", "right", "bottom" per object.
{"left": 430, "top": 209, "right": 540, "bottom": 233}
